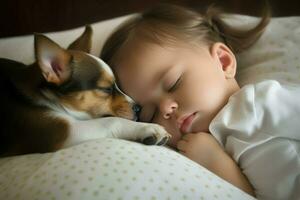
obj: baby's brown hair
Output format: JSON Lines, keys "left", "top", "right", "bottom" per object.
{"left": 101, "top": 3, "right": 270, "bottom": 65}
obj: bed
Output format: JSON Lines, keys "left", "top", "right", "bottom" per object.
{"left": 1, "top": 7, "right": 300, "bottom": 200}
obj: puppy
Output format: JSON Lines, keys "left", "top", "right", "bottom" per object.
{"left": 0, "top": 26, "right": 170, "bottom": 157}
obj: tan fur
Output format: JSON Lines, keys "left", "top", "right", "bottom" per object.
{"left": 57, "top": 52, "right": 135, "bottom": 119}
{"left": 97, "top": 69, "right": 114, "bottom": 87}
{"left": 60, "top": 90, "right": 113, "bottom": 117}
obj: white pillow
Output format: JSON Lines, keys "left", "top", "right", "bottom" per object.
{"left": 0, "top": 15, "right": 133, "bottom": 64}
{"left": 0, "top": 139, "right": 253, "bottom": 200}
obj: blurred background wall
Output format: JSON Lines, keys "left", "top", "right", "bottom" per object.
{"left": 1, "top": 0, "right": 300, "bottom": 38}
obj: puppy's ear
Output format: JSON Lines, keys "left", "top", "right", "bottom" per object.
{"left": 67, "top": 25, "right": 93, "bottom": 53}
{"left": 35, "top": 34, "right": 72, "bottom": 85}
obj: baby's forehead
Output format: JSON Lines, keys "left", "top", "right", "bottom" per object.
{"left": 124, "top": 29, "right": 190, "bottom": 50}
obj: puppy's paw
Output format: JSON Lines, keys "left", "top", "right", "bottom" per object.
{"left": 140, "top": 124, "right": 171, "bottom": 145}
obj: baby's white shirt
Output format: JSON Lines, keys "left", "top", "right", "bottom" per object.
{"left": 209, "top": 80, "right": 300, "bottom": 200}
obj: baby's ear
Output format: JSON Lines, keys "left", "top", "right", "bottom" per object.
{"left": 211, "top": 42, "right": 237, "bottom": 79}
{"left": 34, "top": 34, "right": 72, "bottom": 85}
{"left": 67, "top": 25, "right": 93, "bottom": 53}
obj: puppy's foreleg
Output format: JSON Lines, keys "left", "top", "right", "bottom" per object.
{"left": 63, "top": 117, "right": 170, "bottom": 148}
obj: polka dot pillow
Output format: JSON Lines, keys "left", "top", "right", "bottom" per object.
{"left": 0, "top": 139, "right": 254, "bottom": 200}
{"left": 1, "top": 14, "right": 300, "bottom": 200}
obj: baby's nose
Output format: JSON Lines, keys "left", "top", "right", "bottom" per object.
{"left": 160, "top": 99, "right": 178, "bottom": 119}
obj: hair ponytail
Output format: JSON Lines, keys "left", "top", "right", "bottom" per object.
{"left": 204, "top": 3, "right": 271, "bottom": 53}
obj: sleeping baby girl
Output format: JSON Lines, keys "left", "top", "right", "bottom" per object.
{"left": 100, "top": 4, "right": 300, "bottom": 200}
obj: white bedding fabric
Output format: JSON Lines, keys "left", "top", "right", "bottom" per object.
{"left": 0, "top": 139, "right": 254, "bottom": 200}
{"left": 210, "top": 80, "right": 300, "bottom": 200}
{"left": 1, "top": 14, "right": 300, "bottom": 200}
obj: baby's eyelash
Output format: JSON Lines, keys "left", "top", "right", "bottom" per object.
{"left": 168, "top": 76, "right": 182, "bottom": 92}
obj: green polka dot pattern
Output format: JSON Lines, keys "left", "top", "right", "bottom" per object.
{"left": 0, "top": 139, "right": 254, "bottom": 200}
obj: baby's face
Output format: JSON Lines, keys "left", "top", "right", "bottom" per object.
{"left": 113, "top": 37, "right": 237, "bottom": 147}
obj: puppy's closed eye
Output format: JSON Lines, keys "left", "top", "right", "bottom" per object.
{"left": 97, "top": 86, "right": 114, "bottom": 95}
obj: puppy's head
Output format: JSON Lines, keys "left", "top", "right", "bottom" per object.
{"left": 35, "top": 26, "right": 139, "bottom": 120}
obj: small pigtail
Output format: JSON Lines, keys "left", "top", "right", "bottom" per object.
{"left": 204, "top": 6, "right": 230, "bottom": 48}
{"left": 204, "top": 3, "right": 271, "bottom": 53}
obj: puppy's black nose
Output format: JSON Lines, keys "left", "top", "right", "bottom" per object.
{"left": 132, "top": 104, "right": 141, "bottom": 121}
{"left": 132, "top": 104, "right": 141, "bottom": 114}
